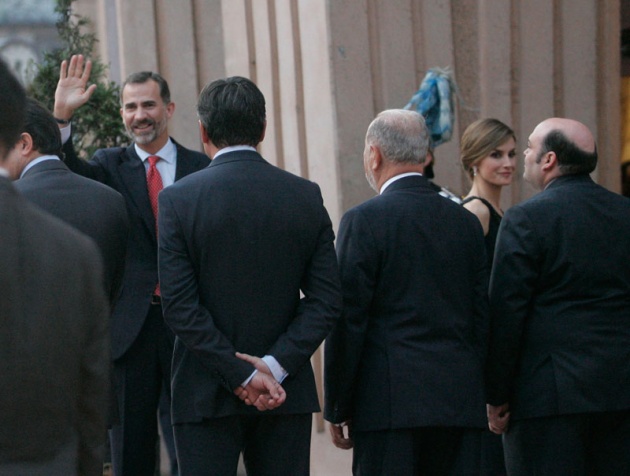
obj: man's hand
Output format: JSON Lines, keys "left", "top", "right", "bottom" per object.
{"left": 487, "top": 403, "right": 510, "bottom": 434}
{"left": 235, "top": 352, "right": 271, "bottom": 375}
{"left": 329, "top": 420, "right": 353, "bottom": 449}
{"left": 234, "top": 371, "right": 286, "bottom": 411}
{"left": 54, "top": 54, "right": 97, "bottom": 122}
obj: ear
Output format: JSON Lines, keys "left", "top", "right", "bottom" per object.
{"left": 165, "top": 101, "right": 175, "bottom": 119}
{"left": 258, "top": 120, "right": 267, "bottom": 144}
{"left": 541, "top": 151, "right": 557, "bottom": 172}
{"left": 198, "top": 120, "right": 218, "bottom": 159}
{"left": 424, "top": 150, "right": 434, "bottom": 168}
{"left": 370, "top": 144, "right": 382, "bottom": 171}
{"left": 18, "top": 132, "right": 35, "bottom": 155}
{"left": 199, "top": 120, "right": 210, "bottom": 145}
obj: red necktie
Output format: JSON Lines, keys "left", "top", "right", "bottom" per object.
{"left": 147, "top": 155, "right": 163, "bottom": 296}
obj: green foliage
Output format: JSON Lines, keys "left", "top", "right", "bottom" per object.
{"left": 27, "top": 0, "right": 125, "bottom": 158}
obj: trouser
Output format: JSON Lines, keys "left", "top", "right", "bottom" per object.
{"left": 110, "top": 303, "right": 175, "bottom": 476}
{"left": 352, "top": 426, "right": 464, "bottom": 476}
{"left": 504, "top": 410, "right": 630, "bottom": 476}
{"left": 174, "top": 413, "right": 312, "bottom": 476}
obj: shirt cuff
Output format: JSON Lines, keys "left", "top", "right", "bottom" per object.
{"left": 60, "top": 124, "right": 71, "bottom": 144}
{"left": 262, "top": 355, "right": 288, "bottom": 383}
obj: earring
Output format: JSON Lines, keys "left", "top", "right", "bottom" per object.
{"left": 473, "top": 166, "right": 478, "bottom": 176}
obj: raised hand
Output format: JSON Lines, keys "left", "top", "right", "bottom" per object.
{"left": 54, "top": 54, "right": 98, "bottom": 122}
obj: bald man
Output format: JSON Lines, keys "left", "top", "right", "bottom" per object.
{"left": 486, "top": 118, "right": 630, "bottom": 475}
{"left": 325, "top": 110, "right": 488, "bottom": 475}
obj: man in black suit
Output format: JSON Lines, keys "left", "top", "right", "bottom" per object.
{"left": 324, "top": 109, "right": 489, "bottom": 475}
{"left": 157, "top": 76, "right": 342, "bottom": 475}
{"left": 53, "top": 55, "right": 210, "bottom": 475}
{"left": 486, "top": 118, "right": 630, "bottom": 475}
{"left": 9, "top": 98, "right": 128, "bottom": 307}
{"left": 0, "top": 59, "right": 110, "bottom": 476}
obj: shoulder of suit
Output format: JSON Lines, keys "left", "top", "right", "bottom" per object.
{"left": 172, "top": 139, "right": 209, "bottom": 161}
{"left": 92, "top": 146, "right": 129, "bottom": 161}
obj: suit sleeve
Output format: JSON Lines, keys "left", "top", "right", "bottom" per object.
{"left": 485, "top": 205, "right": 540, "bottom": 405}
{"left": 324, "top": 208, "right": 376, "bottom": 423}
{"left": 62, "top": 137, "right": 108, "bottom": 182}
{"left": 108, "top": 194, "right": 129, "bottom": 306}
{"left": 265, "top": 190, "right": 342, "bottom": 376}
{"left": 158, "top": 190, "right": 253, "bottom": 391}
{"left": 472, "top": 229, "right": 491, "bottom": 365}
{"left": 77, "top": 244, "right": 110, "bottom": 476}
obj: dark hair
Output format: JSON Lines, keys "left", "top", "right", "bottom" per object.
{"left": 24, "top": 98, "right": 63, "bottom": 158}
{"left": 197, "top": 76, "right": 266, "bottom": 148}
{"left": 0, "top": 59, "right": 26, "bottom": 159}
{"left": 121, "top": 71, "right": 171, "bottom": 104}
{"left": 538, "top": 129, "right": 597, "bottom": 175}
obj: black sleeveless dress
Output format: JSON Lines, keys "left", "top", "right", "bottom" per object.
{"left": 456, "top": 196, "right": 507, "bottom": 476}
{"left": 462, "top": 196, "right": 502, "bottom": 267}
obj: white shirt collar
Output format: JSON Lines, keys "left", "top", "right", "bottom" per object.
{"left": 379, "top": 172, "right": 423, "bottom": 194}
{"left": 20, "top": 155, "right": 59, "bottom": 179}
{"left": 214, "top": 145, "right": 257, "bottom": 160}
{"left": 135, "top": 138, "right": 176, "bottom": 164}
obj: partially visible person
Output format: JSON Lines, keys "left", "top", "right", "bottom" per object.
{"left": 0, "top": 58, "right": 110, "bottom": 476}
{"left": 53, "top": 54, "right": 209, "bottom": 476}
{"left": 622, "top": 161, "right": 630, "bottom": 197}
{"left": 158, "top": 76, "right": 341, "bottom": 475}
{"left": 7, "top": 98, "right": 129, "bottom": 476}
{"left": 9, "top": 97, "right": 128, "bottom": 307}
{"left": 486, "top": 118, "right": 630, "bottom": 475}
{"left": 325, "top": 109, "right": 489, "bottom": 475}
{"left": 424, "top": 146, "right": 462, "bottom": 203}
{"left": 452, "top": 118, "right": 515, "bottom": 476}
{"left": 460, "top": 118, "right": 516, "bottom": 267}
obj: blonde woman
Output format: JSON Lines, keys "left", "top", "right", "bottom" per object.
{"left": 461, "top": 118, "right": 516, "bottom": 265}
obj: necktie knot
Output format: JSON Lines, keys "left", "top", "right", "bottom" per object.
{"left": 148, "top": 155, "right": 160, "bottom": 167}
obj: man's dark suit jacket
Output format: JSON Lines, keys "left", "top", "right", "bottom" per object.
{"left": 15, "top": 159, "right": 128, "bottom": 306}
{"left": 0, "top": 176, "right": 109, "bottom": 476}
{"left": 157, "top": 150, "right": 342, "bottom": 421}
{"left": 324, "top": 175, "right": 489, "bottom": 431}
{"left": 63, "top": 140, "right": 209, "bottom": 359}
{"left": 486, "top": 174, "right": 630, "bottom": 419}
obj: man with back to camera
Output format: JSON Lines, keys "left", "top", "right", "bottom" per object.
{"left": 0, "top": 59, "right": 109, "bottom": 476}
{"left": 324, "top": 109, "right": 489, "bottom": 475}
{"left": 486, "top": 118, "right": 630, "bottom": 475}
{"left": 8, "top": 97, "right": 128, "bottom": 308}
{"left": 53, "top": 54, "right": 210, "bottom": 475}
{"left": 157, "top": 76, "right": 342, "bottom": 475}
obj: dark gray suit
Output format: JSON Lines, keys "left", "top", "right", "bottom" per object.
{"left": 0, "top": 176, "right": 109, "bottom": 476}
{"left": 63, "top": 139, "right": 209, "bottom": 475}
{"left": 158, "top": 149, "right": 341, "bottom": 474}
{"left": 325, "top": 175, "right": 489, "bottom": 475}
{"left": 487, "top": 173, "right": 630, "bottom": 475}
{"left": 15, "top": 158, "right": 128, "bottom": 306}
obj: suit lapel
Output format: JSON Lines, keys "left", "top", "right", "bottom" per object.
{"left": 174, "top": 141, "right": 207, "bottom": 181}
{"left": 118, "top": 145, "right": 156, "bottom": 240}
